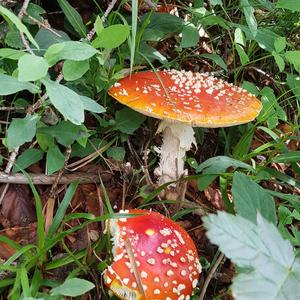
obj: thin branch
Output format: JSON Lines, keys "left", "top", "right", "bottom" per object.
{"left": 199, "top": 252, "right": 225, "bottom": 300}
{"left": 18, "top": 0, "right": 33, "bottom": 54}
{"left": 0, "top": 171, "right": 107, "bottom": 185}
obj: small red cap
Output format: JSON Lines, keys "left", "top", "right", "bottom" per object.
{"left": 104, "top": 209, "right": 201, "bottom": 300}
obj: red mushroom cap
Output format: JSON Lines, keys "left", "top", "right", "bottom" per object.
{"left": 104, "top": 209, "right": 201, "bottom": 300}
{"left": 108, "top": 69, "right": 262, "bottom": 127}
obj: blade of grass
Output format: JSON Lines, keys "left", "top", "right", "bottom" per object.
{"left": 20, "top": 267, "right": 30, "bottom": 297}
{"left": 130, "top": 0, "right": 138, "bottom": 75}
{"left": 46, "top": 181, "right": 79, "bottom": 240}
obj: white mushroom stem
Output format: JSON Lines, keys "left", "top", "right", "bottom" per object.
{"left": 154, "top": 120, "right": 196, "bottom": 187}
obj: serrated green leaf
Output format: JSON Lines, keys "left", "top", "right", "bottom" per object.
{"left": 51, "top": 278, "right": 94, "bottom": 297}
{"left": 115, "top": 108, "right": 146, "bottom": 134}
{"left": 7, "top": 116, "right": 39, "bottom": 151}
{"left": 204, "top": 212, "right": 300, "bottom": 300}
{"left": 79, "top": 96, "right": 106, "bottom": 114}
{"left": 18, "top": 54, "right": 49, "bottom": 82}
{"left": 57, "top": 0, "right": 86, "bottom": 37}
{"left": 0, "top": 74, "right": 40, "bottom": 95}
{"left": 92, "top": 24, "right": 130, "bottom": 49}
{"left": 276, "top": 0, "right": 300, "bottom": 11}
{"left": 232, "top": 172, "right": 276, "bottom": 224}
{"left": 43, "top": 79, "right": 84, "bottom": 125}
{"left": 63, "top": 59, "right": 89, "bottom": 81}
{"left": 13, "top": 148, "right": 44, "bottom": 173}
{"left": 46, "top": 144, "right": 65, "bottom": 175}
{"left": 0, "top": 5, "right": 39, "bottom": 49}
{"left": 44, "top": 41, "right": 97, "bottom": 66}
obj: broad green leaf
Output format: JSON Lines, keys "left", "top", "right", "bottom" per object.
{"left": 80, "top": 96, "right": 106, "bottom": 114}
{"left": 43, "top": 79, "right": 84, "bottom": 125}
{"left": 234, "top": 28, "right": 246, "bottom": 46}
{"left": 274, "top": 151, "right": 300, "bottom": 163}
{"left": 199, "top": 53, "right": 227, "bottom": 71}
{"left": 63, "top": 59, "right": 89, "bottom": 81}
{"left": 37, "top": 121, "right": 82, "bottom": 146}
{"left": 7, "top": 116, "right": 39, "bottom": 150}
{"left": 272, "top": 51, "right": 285, "bottom": 72}
{"left": 274, "top": 36, "right": 286, "bottom": 53}
{"left": 180, "top": 23, "right": 199, "bottom": 48}
{"left": 232, "top": 172, "right": 276, "bottom": 224}
{"left": 57, "top": 0, "right": 86, "bottom": 37}
{"left": 240, "top": 0, "right": 257, "bottom": 37}
{"left": 34, "top": 28, "right": 71, "bottom": 56}
{"left": 242, "top": 81, "right": 259, "bottom": 96}
{"left": 276, "top": 0, "right": 300, "bottom": 11}
{"left": 18, "top": 54, "right": 49, "bottom": 82}
{"left": 196, "top": 156, "right": 254, "bottom": 191}
{"left": 0, "top": 5, "right": 39, "bottom": 49}
{"left": 204, "top": 212, "right": 300, "bottom": 300}
{"left": 92, "top": 24, "right": 130, "bottom": 49}
{"left": 140, "top": 42, "right": 167, "bottom": 63}
{"left": 115, "top": 108, "right": 146, "bottom": 134}
{"left": 285, "top": 51, "right": 300, "bottom": 73}
{"left": 142, "top": 13, "right": 184, "bottom": 41}
{"left": 235, "top": 44, "right": 249, "bottom": 65}
{"left": 0, "top": 74, "right": 39, "bottom": 95}
{"left": 24, "top": 3, "right": 46, "bottom": 24}
{"left": 107, "top": 147, "right": 125, "bottom": 161}
{"left": 46, "top": 144, "right": 65, "bottom": 175}
{"left": 286, "top": 73, "right": 300, "bottom": 100}
{"left": 0, "top": 48, "right": 26, "bottom": 60}
{"left": 44, "top": 41, "right": 97, "bottom": 66}
{"left": 208, "top": 0, "right": 222, "bottom": 5}
{"left": 13, "top": 148, "right": 44, "bottom": 173}
{"left": 51, "top": 278, "right": 94, "bottom": 297}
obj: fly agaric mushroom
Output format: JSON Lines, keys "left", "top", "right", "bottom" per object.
{"left": 104, "top": 209, "right": 201, "bottom": 300}
{"left": 108, "top": 70, "right": 262, "bottom": 198}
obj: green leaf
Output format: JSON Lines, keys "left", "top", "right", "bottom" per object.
{"left": 57, "top": 0, "right": 86, "bottom": 37}
{"left": 46, "top": 144, "right": 65, "bottom": 175}
{"left": 92, "top": 24, "right": 130, "bottom": 49}
{"left": 79, "top": 96, "right": 106, "bottom": 114}
{"left": 44, "top": 41, "right": 97, "bottom": 66}
{"left": 43, "top": 79, "right": 85, "bottom": 125}
{"left": 204, "top": 212, "right": 300, "bottom": 300}
{"left": 94, "top": 16, "right": 103, "bottom": 36}
{"left": 51, "top": 278, "right": 94, "bottom": 297}
{"left": 0, "top": 48, "right": 26, "bottom": 60}
{"left": 37, "top": 121, "right": 81, "bottom": 147}
{"left": 115, "top": 108, "right": 146, "bottom": 134}
{"left": 235, "top": 44, "right": 249, "bottom": 65}
{"left": 196, "top": 156, "right": 254, "bottom": 190}
{"left": 107, "top": 147, "right": 125, "bottom": 161}
{"left": 232, "top": 172, "right": 276, "bottom": 224}
{"left": 13, "top": 148, "right": 43, "bottom": 173}
{"left": 0, "top": 74, "right": 40, "bottom": 95}
{"left": 274, "top": 151, "right": 300, "bottom": 163}
{"left": 276, "top": 0, "right": 300, "bottom": 11}
{"left": 7, "top": 116, "right": 39, "bottom": 151}
{"left": 208, "top": 0, "right": 222, "bottom": 5}
{"left": 240, "top": 0, "right": 257, "bottom": 37}
{"left": 180, "top": 23, "right": 200, "bottom": 48}
{"left": 18, "top": 54, "right": 49, "bottom": 82}
{"left": 242, "top": 81, "right": 259, "bottom": 96}
{"left": 63, "top": 59, "right": 89, "bottom": 81}
{"left": 274, "top": 36, "right": 286, "bottom": 53}
{"left": 234, "top": 28, "right": 246, "bottom": 46}
{"left": 272, "top": 51, "right": 285, "bottom": 72}
{"left": 0, "top": 5, "right": 39, "bottom": 49}
{"left": 286, "top": 73, "right": 300, "bottom": 100}
{"left": 285, "top": 51, "right": 300, "bottom": 73}
{"left": 199, "top": 53, "right": 227, "bottom": 71}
